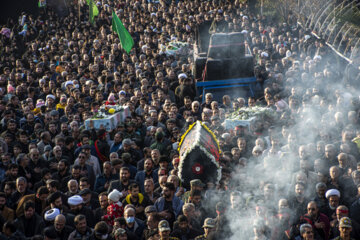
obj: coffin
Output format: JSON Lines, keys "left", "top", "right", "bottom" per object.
{"left": 178, "top": 121, "right": 221, "bottom": 187}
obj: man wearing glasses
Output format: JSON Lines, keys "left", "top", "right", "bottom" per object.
{"left": 302, "top": 201, "right": 330, "bottom": 240}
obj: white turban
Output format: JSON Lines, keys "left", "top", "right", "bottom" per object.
{"left": 44, "top": 208, "right": 60, "bottom": 221}
{"left": 67, "top": 195, "right": 83, "bottom": 206}
{"left": 325, "top": 189, "right": 340, "bottom": 199}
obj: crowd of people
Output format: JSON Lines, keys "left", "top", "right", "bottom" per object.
{"left": 0, "top": 0, "right": 360, "bottom": 239}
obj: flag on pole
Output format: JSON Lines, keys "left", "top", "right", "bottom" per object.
{"left": 38, "top": 0, "right": 46, "bottom": 8}
{"left": 87, "top": 0, "right": 99, "bottom": 25}
{"left": 112, "top": 11, "right": 134, "bottom": 54}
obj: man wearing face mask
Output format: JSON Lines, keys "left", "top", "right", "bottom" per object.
{"left": 124, "top": 207, "right": 145, "bottom": 239}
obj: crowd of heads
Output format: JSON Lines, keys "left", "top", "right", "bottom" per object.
{"left": 0, "top": 0, "right": 359, "bottom": 239}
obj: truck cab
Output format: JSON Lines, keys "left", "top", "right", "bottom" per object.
{"left": 193, "top": 22, "right": 256, "bottom": 102}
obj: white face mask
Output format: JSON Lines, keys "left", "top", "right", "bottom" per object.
{"left": 101, "top": 234, "right": 108, "bottom": 239}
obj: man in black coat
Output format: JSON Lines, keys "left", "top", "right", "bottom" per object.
{"left": 14, "top": 200, "right": 45, "bottom": 238}
{"left": 67, "top": 195, "right": 96, "bottom": 228}
{"left": 108, "top": 167, "right": 136, "bottom": 197}
{"left": 43, "top": 214, "right": 73, "bottom": 240}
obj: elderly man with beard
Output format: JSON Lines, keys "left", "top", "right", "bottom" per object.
{"left": 43, "top": 214, "right": 73, "bottom": 240}
{"left": 301, "top": 201, "right": 330, "bottom": 240}
{"left": 66, "top": 179, "right": 79, "bottom": 197}
{"left": 67, "top": 195, "right": 95, "bottom": 228}
{"left": 324, "top": 189, "right": 341, "bottom": 222}
{"left": 68, "top": 214, "right": 93, "bottom": 240}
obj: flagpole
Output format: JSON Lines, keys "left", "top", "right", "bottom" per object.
{"left": 78, "top": 0, "right": 81, "bottom": 22}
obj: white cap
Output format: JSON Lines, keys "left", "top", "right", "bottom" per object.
{"left": 325, "top": 189, "right": 340, "bottom": 199}
{"left": 313, "top": 55, "right": 322, "bottom": 61}
{"left": 67, "top": 195, "right": 83, "bottom": 206}
{"left": 178, "top": 73, "right": 187, "bottom": 79}
{"left": 85, "top": 80, "right": 93, "bottom": 85}
{"left": 64, "top": 81, "right": 73, "bottom": 87}
{"left": 304, "top": 35, "right": 311, "bottom": 41}
{"left": 286, "top": 50, "right": 292, "bottom": 58}
{"left": 261, "top": 52, "right": 269, "bottom": 58}
{"left": 44, "top": 208, "right": 60, "bottom": 221}
{"left": 108, "top": 189, "right": 123, "bottom": 202}
{"left": 46, "top": 94, "right": 55, "bottom": 100}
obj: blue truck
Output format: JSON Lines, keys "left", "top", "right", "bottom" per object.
{"left": 193, "top": 25, "right": 256, "bottom": 102}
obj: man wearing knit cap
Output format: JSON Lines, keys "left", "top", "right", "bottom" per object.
{"left": 67, "top": 195, "right": 95, "bottom": 227}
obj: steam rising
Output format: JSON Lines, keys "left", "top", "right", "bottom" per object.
{"left": 205, "top": 41, "right": 360, "bottom": 239}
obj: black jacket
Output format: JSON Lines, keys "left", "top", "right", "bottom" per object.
{"left": 15, "top": 213, "right": 45, "bottom": 238}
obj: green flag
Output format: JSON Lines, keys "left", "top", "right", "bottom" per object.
{"left": 38, "top": 0, "right": 46, "bottom": 8}
{"left": 112, "top": 11, "right": 134, "bottom": 54}
{"left": 87, "top": 0, "right": 99, "bottom": 25}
